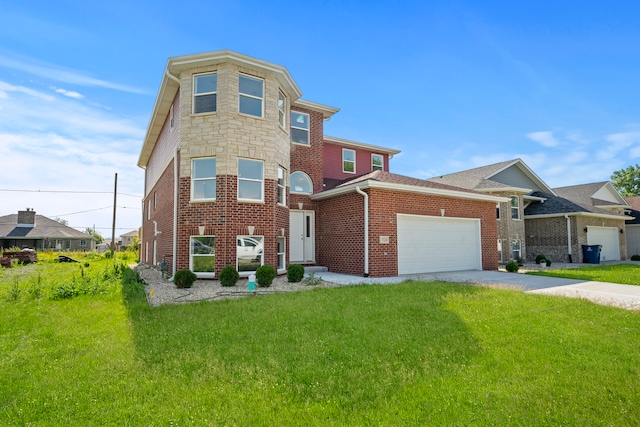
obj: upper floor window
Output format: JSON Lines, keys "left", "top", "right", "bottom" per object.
{"left": 193, "top": 73, "right": 217, "bottom": 114}
{"left": 278, "top": 91, "right": 286, "bottom": 128}
{"left": 277, "top": 167, "right": 286, "bottom": 205}
{"left": 342, "top": 149, "right": 356, "bottom": 173}
{"left": 239, "top": 74, "right": 264, "bottom": 117}
{"left": 496, "top": 203, "right": 501, "bottom": 220}
{"left": 290, "top": 171, "right": 313, "bottom": 194}
{"left": 291, "top": 112, "right": 309, "bottom": 145}
{"left": 238, "top": 159, "right": 264, "bottom": 201}
{"left": 169, "top": 104, "right": 174, "bottom": 129}
{"left": 372, "top": 154, "right": 384, "bottom": 171}
{"left": 192, "top": 157, "right": 216, "bottom": 201}
{"left": 511, "top": 196, "right": 520, "bottom": 220}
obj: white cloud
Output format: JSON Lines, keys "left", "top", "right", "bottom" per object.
{"left": 51, "top": 86, "right": 84, "bottom": 99}
{"left": 525, "top": 131, "right": 560, "bottom": 147}
{"left": 0, "top": 80, "right": 54, "bottom": 101}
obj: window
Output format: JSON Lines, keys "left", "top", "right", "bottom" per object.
{"left": 239, "top": 74, "right": 264, "bottom": 117}
{"left": 278, "top": 91, "right": 286, "bottom": 127}
{"left": 496, "top": 203, "right": 501, "bottom": 220}
{"left": 290, "top": 171, "right": 313, "bottom": 194}
{"left": 190, "top": 236, "right": 215, "bottom": 275}
{"left": 291, "top": 112, "right": 309, "bottom": 145}
{"left": 147, "top": 200, "right": 151, "bottom": 220}
{"left": 192, "top": 158, "right": 216, "bottom": 200}
{"left": 145, "top": 242, "right": 149, "bottom": 263}
{"left": 497, "top": 239, "right": 502, "bottom": 263}
{"left": 343, "top": 149, "right": 355, "bottom": 173}
{"left": 277, "top": 237, "right": 286, "bottom": 271}
{"left": 238, "top": 159, "right": 263, "bottom": 201}
{"left": 237, "top": 236, "right": 264, "bottom": 273}
{"left": 154, "top": 192, "right": 157, "bottom": 209}
{"left": 193, "top": 73, "right": 217, "bottom": 114}
{"left": 80, "top": 239, "right": 86, "bottom": 247}
{"left": 372, "top": 154, "right": 384, "bottom": 171}
{"left": 153, "top": 240, "right": 157, "bottom": 265}
{"left": 511, "top": 196, "right": 520, "bottom": 220}
{"left": 512, "top": 240, "right": 521, "bottom": 261}
{"left": 277, "top": 167, "right": 286, "bottom": 205}
{"left": 169, "top": 104, "right": 174, "bottom": 129}
{"left": 65, "top": 240, "right": 71, "bottom": 250}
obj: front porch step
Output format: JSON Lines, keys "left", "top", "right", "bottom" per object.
{"left": 304, "top": 266, "right": 328, "bottom": 273}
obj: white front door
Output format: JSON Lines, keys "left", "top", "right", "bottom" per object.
{"left": 290, "top": 210, "right": 315, "bottom": 263}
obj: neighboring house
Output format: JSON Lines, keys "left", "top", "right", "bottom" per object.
{"left": 137, "top": 50, "right": 506, "bottom": 278}
{"left": 429, "top": 160, "right": 631, "bottom": 263}
{"left": 623, "top": 196, "right": 640, "bottom": 257}
{"left": 0, "top": 209, "right": 95, "bottom": 251}
{"left": 120, "top": 230, "right": 139, "bottom": 247}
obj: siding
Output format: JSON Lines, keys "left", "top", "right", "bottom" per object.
{"left": 146, "top": 92, "right": 180, "bottom": 198}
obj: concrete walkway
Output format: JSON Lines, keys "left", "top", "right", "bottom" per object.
{"left": 310, "top": 264, "right": 640, "bottom": 311}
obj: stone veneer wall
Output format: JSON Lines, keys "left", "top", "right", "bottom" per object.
{"left": 494, "top": 191, "right": 526, "bottom": 262}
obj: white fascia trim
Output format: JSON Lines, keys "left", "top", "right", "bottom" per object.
{"left": 486, "top": 159, "right": 556, "bottom": 195}
{"left": 292, "top": 99, "right": 340, "bottom": 119}
{"left": 525, "top": 212, "right": 629, "bottom": 221}
{"left": 524, "top": 195, "right": 547, "bottom": 202}
{"left": 311, "top": 180, "right": 509, "bottom": 203}
{"left": 324, "top": 135, "right": 401, "bottom": 156}
{"left": 595, "top": 204, "right": 628, "bottom": 209}
{"left": 478, "top": 186, "right": 533, "bottom": 194}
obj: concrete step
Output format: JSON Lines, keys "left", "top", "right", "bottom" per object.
{"left": 304, "top": 266, "right": 328, "bottom": 273}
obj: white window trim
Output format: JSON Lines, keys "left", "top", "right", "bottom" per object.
{"left": 342, "top": 148, "right": 356, "bottom": 174}
{"left": 290, "top": 171, "right": 313, "bottom": 195}
{"left": 147, "top": 200, "right": 151, "bottom": 220}
{"left": 191, "top": 157, "right": 216, "bottom": 202}
{"left": 277, "top": 237, "right": 286, "bottom": 273}
{"left": 511, "top": 195, "right": 520, "bottom": 220}
{"left": 145, "top": 241, "right": 149, "bottom": 263}
{"left": 190, "top": 236, "right": 216, "bottom": 279}
{"left": 512, "top": 240, "right": 521, "bottom": 261}
{"left": 80, "top": 239, "right": 86, "bottom": 247}
{"left": 497, "top": 239, "right": 502, "bottom": 263}
{"left": 169, "top": 104, "right": 174, "bottom": 129}
{"left": 291, "top": 111, "right": 310, "bottom": 145}
{"left": 153, "top": 240, "right": 157, "bottom": 266}
{"left": 238, "top": 158, "right": 264, "bottom": 202}
{"left": 371, "top": 153, "right": 384, "bottom": 171}
{"left": 238, "top": 74, "right": 264, "bottom": 118}
{"left": 277, "top": 167, "right": 286, "bottom": 205}
{"left": 278, "top": 90, "right": 287, "bottom": 129}
{"left": 193, "top": 72, "right": 217, "bottom": 115}
{"left": 497, "top": 203, "right": 501, "bottom": 220}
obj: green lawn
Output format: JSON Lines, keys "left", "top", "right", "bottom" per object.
{"left": 1, "top": 255, "right": 640, "bottom": 425}
{"left": 528, "top": 263, "right": 640, "bottom": 285}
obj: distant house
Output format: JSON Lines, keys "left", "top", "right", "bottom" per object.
{"left": 120, "top": 230, "right": 139, "bottom": 247}
{"left": 0, "top": 209, "right": 96, "bottom": 251}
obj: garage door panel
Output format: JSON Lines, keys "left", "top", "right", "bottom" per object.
{"left": 587, "top": 226, "right": 620, "bottom": 261}
{"left": 397, "top": 214, "right": 481, "bottom": 274}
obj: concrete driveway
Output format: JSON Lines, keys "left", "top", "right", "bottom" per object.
{"left": 312, "top": 267, "right": 640, "bottom": 311}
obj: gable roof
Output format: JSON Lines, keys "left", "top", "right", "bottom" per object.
{"left": 626, "top": 196, "right": 640, "bottom": 210}
{"left": 554, "top": 181, "right": 628, "bottom": 208}
{"left": 312, "top": 170, "right": 508, "bottom": 203}
{"left": 0, "top": 214, "right": 92, "bottom": 240}
{"left": 323, "top": 136, "right": 401, "bottom": 156}
{"left": 427, "top": 158, "right": 555, "bottom": 195}
{"left": 524, "top": 191, "right": 629, "bottom": 221}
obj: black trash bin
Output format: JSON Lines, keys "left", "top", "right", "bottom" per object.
{"left": 582, "top": 244, "right": 602, "bottom": 264}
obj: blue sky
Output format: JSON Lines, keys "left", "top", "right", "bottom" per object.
{"left": 1, "top": 1, "right": 640, "bottom": 233}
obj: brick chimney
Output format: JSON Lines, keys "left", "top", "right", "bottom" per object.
{"left": 17, "top": 208, "right": 36, "bottom": 228}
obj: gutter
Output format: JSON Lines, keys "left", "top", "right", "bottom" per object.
{"left": 564, "top": 215, "right": 572, "bottom": 263}
{"left": 355, "top": 186, "right": 369, "bottom": 277}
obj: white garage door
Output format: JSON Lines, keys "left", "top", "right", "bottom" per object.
{"left": 587, "top": 226, "right": 620, "bottom": 261}
{"left": 397, "top": 214, "right": 482, "bottom": 274}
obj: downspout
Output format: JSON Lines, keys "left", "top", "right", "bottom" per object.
{"left": 170, "top": 146, "right": 179, "bottom": 280}
{"left": 355, "top": 186, "right": 369, "bottom": 277}
{"left": 564, "top": 215, "right": 572, "bottom": 263}
{"left": 165, "top": 68, "right": 180, "bottom": 83}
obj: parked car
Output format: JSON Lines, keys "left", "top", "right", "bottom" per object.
{"left": 237, "top": 236, "right": 263, "bottom": 261}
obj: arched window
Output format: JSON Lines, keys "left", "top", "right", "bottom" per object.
{"left": 290, "top": 171, "right": 313, "bottom": 194}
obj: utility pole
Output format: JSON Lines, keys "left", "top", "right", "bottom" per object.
{"left": 110, "top": 173, "right": 117, "bottom": 258}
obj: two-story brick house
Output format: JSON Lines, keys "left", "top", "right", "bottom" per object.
{"left": 138, "top": 50, "right": 506, "bottom": 278}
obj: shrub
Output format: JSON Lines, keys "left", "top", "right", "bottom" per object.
{"left": 505, "top": 261, "right": 519, "bottom": 273}
{"left": 546, "top": 259, "right": 552, "bottom": 267}
{"left": 631, "top": 254, "right": 640, "bottom": 261}
{"left": 303, "top": 271, "right": 322, "bottom": 286}
{"left": 535, "top": 254, "right": 547, "bottom": 264}
{"left": 287, "top": 264, "right": 305, "bottom": 283}
{"left": 174, "top": 269, "right": 197, "bottom": 288}
{"left": 256, "top": 265, "right": 276, "bottom": 287}
{"left": 219, "top": 266, "right": 239, "bottom": 287}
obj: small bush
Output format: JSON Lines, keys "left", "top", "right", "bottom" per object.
{"left": 303, "top": 271, "right": 322, "bottom": 286}
{"left": 174, "top": 269, "right": 197, "bottom": 288}
{"left": 535, "top": 254, "right": 547, "bottom": 264}
{"left": 546, "top": 259, "right": 552, "bottom": 267}
{"left": 505, "top": 261, "right": 519, "bottom": 272}
{"left": 256, "top": 265, "right": 276, "bottom": 287}
{"left": 631, "top": 254, "right": 640, "bottom": 261}
{"left": 219, "top": 266, "right": 239, "bottom": 287}
{"left": 287, "top": 264, "right": 305, "bottom": 283}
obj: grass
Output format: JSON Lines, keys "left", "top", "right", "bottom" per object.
{"left": 1, "top": 254, "right": 640, "bottom": 425}
{"left": 528, "top": 263, "right": 640, "bottom": 286}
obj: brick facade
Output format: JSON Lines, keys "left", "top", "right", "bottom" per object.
{"left": 494, "top": 191, "right": 526, "bottom": 262}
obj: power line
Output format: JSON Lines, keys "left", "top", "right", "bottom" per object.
{"left": 0, "top": 188, "right": 141, "bottom": 198}
{"left": 52, "top": 205, "right": 141, "bottom": 217}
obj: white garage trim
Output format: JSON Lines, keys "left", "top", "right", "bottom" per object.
{"left": 587, "top": 226, "right": 620, "bottom": 261}
{"left": 397, "top": 214, "right": 482, "bottom": 274}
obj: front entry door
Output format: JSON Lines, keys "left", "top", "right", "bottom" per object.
{"left": 290, "top": 210, "right": 315, "bottom": 263}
